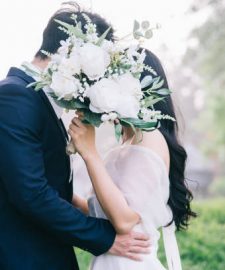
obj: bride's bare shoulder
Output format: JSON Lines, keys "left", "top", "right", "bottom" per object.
{"left": 134, "top": 130, "right": 170, "bottom": 170}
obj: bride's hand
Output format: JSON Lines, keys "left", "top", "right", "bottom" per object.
{"left": 68, "top": 117, "right": 97, "bottom": 160}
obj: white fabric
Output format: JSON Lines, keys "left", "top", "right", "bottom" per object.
{"left": 20, "top": 62, "right": 63, "bottom": 119}
{"left": 88, "top": 144, "right": 182, "bottom": 270}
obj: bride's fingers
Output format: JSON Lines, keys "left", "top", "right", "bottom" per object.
{"left": 75, "top": 110, "right": 84, "bottom": 117}
{"left": 76, "top": 111, "right": 84, "bottom": 120}
{"left": 72, "top": 117, "right": 85, "bottom": 128}
{"left": 69, "top": 124, "right": 81, "bottom": 135}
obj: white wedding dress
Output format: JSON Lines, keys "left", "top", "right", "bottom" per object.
{"left": 88, "top": 145, "right": 182, "bottom": 270}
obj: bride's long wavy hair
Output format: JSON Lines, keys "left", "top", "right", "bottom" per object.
{"left": 141, "top": 49, "right": 196, "bottom": 230}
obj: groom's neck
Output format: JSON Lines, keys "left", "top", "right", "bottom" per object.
{"left": 31, "top": 57, "right": 50, "bottom": 70}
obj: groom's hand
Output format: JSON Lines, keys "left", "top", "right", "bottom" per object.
{"left": 108, "top": 231, "right": 150, "bottom": 261}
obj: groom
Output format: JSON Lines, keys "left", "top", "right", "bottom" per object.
{"left": 0, "top": 3, "right": 150, "bottom": 270}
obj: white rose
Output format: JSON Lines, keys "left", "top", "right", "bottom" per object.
{"left": 79, "top": 43, "right": 110, "bottom": 80}
{"left": 87, "top": 78, "right": 121, "bottom": 113}
{"left": 50, "top": 71, "right": 80, "bottom": 101}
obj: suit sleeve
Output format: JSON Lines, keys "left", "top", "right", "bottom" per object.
{"left": 0, "top": 84, "right": 116, "bottom": 256}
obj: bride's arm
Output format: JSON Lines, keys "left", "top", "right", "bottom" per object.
{"left": 72, "top": 194, "right": 89, "bottom": 215}
{"left": 69, "top": 118, "right": 140, "bottom": 234}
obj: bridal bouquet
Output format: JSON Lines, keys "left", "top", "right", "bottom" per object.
{"left": 24, "top": 14, "right": 173, "bottom": 154}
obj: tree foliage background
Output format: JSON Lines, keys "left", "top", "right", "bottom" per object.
{"left": 184, "top": 0, "right": 225, "bottom": 168}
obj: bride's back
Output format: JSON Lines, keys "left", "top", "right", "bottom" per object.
{"left": 133, "top": 129, "right": 170, "bottom": 173}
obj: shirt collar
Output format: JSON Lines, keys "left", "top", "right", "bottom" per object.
{"left": 20, "top": 62, "right": 63, "bottom": 119}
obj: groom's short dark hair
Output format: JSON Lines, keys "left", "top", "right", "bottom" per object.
{"left": 35, "top": 2, "right": 115, "bottom": 59}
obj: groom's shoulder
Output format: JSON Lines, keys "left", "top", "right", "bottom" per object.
{"left": 0, "top": 75, "right": 43, "bottom": 116}
{"left": 0, "top": 74, "right": 38, "bottom": 101}
{"left": 0, "top": 74, "right": 27, "bottom": 92}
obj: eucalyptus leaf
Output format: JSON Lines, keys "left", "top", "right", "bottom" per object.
{"left": 157, "top": 88, "right": 171, "bottom": 95}
{"left": 141, "top": 21, "right": 150, "bottom": 30}
{"left": 150, "top": 78, "right": 164, "bottom": 90}
{"left": 133, "top": 31, "right": 143, "bottom": 40}
{"left": 34, "top": 83, "right": 47, "bottom": 91}
{"left": 141, "top": 75, "right": 153, "bottom": 89}
{"left": 121, "top": 118, "right": 158, "bottom": 130}
{"left": 120, "top": 118, "right": 136, "bottom": 134}
{"left": 143, "top": 77, "right": 161, "bottom": 92}
{"left": 27, "top": 82, "right": 38, "bottom": 88}
{"left": 82, "top": 110, "right": 102, "bottom": 127}
{"left": 133, "top": 20, "right": 140, "bottom": 32}
{"left": 145, "top": 29, "right": 153, "bottom": 39}
{"left": 142, "top": 96, "right": 165, "bottom": 107}
{"left": 71, "top": 100, "right": 89, "bottom": 109}
{"left": 52, "top": 99, "right": 74, "bottom": 110}
{"left": 50, "top": 95, "right": 89, "bottom": 110}
{"left": 151, "top": 76, "right": 161, "bottom": 85}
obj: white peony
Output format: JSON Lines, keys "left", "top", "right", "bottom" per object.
{"left": 101, "top": 40, "right": 114, "bottom": 53}
{"left": 115, "top": 73, "right": 143, "bottom": 118}
{"left": 79, "top": 43, "right": 110, "bottom": 80}
{"left": 57, "top": 54, "right": 81, "bottom": 77}
{"left": 116, "top": 73, "right": 143, "bottom": 99}
{"left": 87, "top": 78, "right": 121, "bottom": 113}
{"left": 116, "top": 95, "right": 141, "bottom": 119}
{"left": 50, "top": 71, "right": 81, "bottom": 101}
{"left": 88, "top": 74, "right": 143, "bottom": 119}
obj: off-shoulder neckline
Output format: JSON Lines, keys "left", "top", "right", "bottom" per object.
{"left": 107, "top": 144, "right": 169, "bottom": 175}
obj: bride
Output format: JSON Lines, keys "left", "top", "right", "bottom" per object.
{"left": 69, "top": 49, "right": 196, "bottom": 270}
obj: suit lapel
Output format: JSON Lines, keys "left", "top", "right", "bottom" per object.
{"left": 38, "top": 90, "right": 68, "bottom": 144}
{"left": 7, "top": 68, "right": 68, "bottom": 145}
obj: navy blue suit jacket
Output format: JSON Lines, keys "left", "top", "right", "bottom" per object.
{"left": 0, "top": 68, "right": 115, "bottom": 270}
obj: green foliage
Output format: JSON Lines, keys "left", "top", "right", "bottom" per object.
{"left": 120, "top": 117, "right": 158, "bottom": 131}
{"left": 75, "top": 199, "right": 225, "bottom": 270}
{"left": 114, "top": 123, "right": 123, "bottom": 142}
{"left": 54, "top": 19, "right": 86, "bottom": 40}
{"left": 184, "top": 2, "right": 225, "bottom": 162}
{"left": 142, "top": 96, "right": 165, "bottom": 107}
{"left": 81, "top": 109, "right": 102, "bottom": 127}
{"left": 209, "top": 177, "right": 225, "bottom": 197}
{"left": 96, "top": 27, "right": 112, "bottom": 46}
